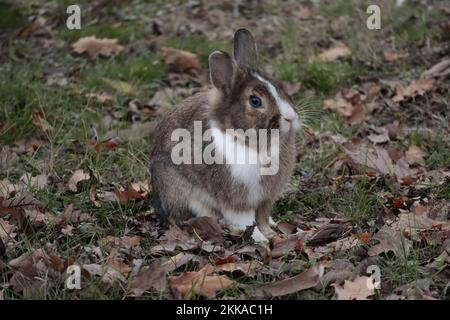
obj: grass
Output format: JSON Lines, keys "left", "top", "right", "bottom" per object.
{"left": 1, "top": 0, "right": 449, "bottom": 300}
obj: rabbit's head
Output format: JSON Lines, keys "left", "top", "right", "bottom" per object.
{"left": 209, "top": 29, "right": 300, "bottom": 134}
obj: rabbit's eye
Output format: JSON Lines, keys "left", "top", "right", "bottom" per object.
{"left": 249, "top": 95, "right": 262, "bottom": 108}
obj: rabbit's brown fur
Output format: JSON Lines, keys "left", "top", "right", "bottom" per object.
{"left": 150, "top": 29, "right": 299, "bottom": 241}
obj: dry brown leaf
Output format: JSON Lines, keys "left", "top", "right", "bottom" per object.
{"left": 368, "top": 129, "right": 390, "bottom": 144}
{"left": 0, "top": 218, "right": 17, "bottom": 242}
{"left": 395, "top": 211, "right": 450, "bottom": 241}
{"left": 61, "top": 225, "right": 74, "bottom": 236}
{"left": 19, "top": 173, "right": 48, "bottom": 190}
{"left": 169, "top": 269, "right": 234, "bottom": 299}
{"left": 107, "top": 248, "right": 132, "bottom": 275}
{"left": 254, "top": 263, "right": 324, "bottom": 298}
{"left": 100, "top": 235, "right": 142, "bottom": 249}
{"left": 271, "top": 234, "right": 303, "bottom": 258}
{"left": 163, "top": 253, "right": 196, "bottom": 272}
{"left": 97, "top": 190, "right": 120, "bottom": 203}
{"left": 9, "top": 247, "right": 68, "bottom": 280}
{"left": 215, "top": 261, "right": 261, "bottom": 277}
{"left": 67, "top": 169, "right": 90, "bottom": 192}
{"left": 83, "top": 263, "right": 125, "bottom": 284}
{"left": 184, "top": 216, "right": 223, "bottom": 242}
{"left": 298, "top": 6, "right": 312, "bottom": 19}
{"left": 130, "top": 263, "right": 169, "bottom": 296}
{"left": 368, "top": 225, "right": 411, "bottom": 258}
{"left": 89, "top": 185, "right": 101, "bottom": 207}
{"left": 276, "top": 221, "right": 297, "bottom": 235}
{"left": 393, "top": 78, "right": 435, "bottom": 102}
{"left": 405, "top": 145, "right": 426, "bottom": 166}
{"left": 159, "top": 47, "right": 201, "bottom": 74}
{"left": 316, "top": 44, "right": 351, "bottom": 62}
{"left": 151, "top": 224, "right": 199, "bottom": 253}
{"left": 18, "top": 17, "right": 45, "bottom": 38}
{"left": 421, "top": 59, "right": 450, "bottom": 78}
{"left": 32, "top": 112, "right": 53, "bottom": 133}
{"left": 72, "top": 36, "right": 124, "bottom": 59}
{"left": 342, "top": 141, "right": 415, "bottom": 179}
{"left": 115, "top": 183, "right": 148, "bottom": 202}
{"left": 86, "top": 92, "right": 114, "bottom": 103}
{"left": 324, "top": 98, "right": 354, "bottom": 117}
{"left": 333, "top": 276, "right": 375, "bottom": 300}
{"left": 383, "top": 51, "right": 409, "bottom": 62}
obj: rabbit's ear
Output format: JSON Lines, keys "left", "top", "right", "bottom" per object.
{"left": 233, "top": 28, "right": 257, "bottom": 69}
{"left": 209, "top": 51, "right": 234, "bottom": 93}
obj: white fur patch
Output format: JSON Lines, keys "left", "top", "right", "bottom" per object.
{"left": 252, "top": 227, "right": 269, "bottom": 242}
{"left": 210, "top": 121, "right": 262, "bottom": 204}
{"left": 254, "top": 74, "right": 300, "bottom": 133}
{"left": 269, "top": 216, "right": 276, "bottom": 227}
{"left": 222, "top": 209, "right": 256, "bottom": 231}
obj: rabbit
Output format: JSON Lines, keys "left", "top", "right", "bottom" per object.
{"left": 150, "top": 28, "right": 300, "bottom": 242}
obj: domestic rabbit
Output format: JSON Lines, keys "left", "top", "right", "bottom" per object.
{"left": 150, "top": 29, "right": 300, "bottom": 242}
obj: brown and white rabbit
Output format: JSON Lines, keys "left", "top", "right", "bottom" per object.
{"left": 150, "top": 29, "right": 300, "bottom": 242}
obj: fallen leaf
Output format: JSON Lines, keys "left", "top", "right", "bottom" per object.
{"left": 276, "top": 221, "right": 297, "bottom": 235}
{"left": 215, "top": 261, "right": 261, "bottom": 277}
{"left": 169, "top": 268, "right": 234, "bottom": 299}
{"left": 163, "top": 253, "right": 196, "bottom": 272}
{"left": 271, "top": 234, "right": 303, "bottom": 258}
{"left": 421, "top": 59, "right": 450, "bottom": 78}
{"left": 32, "top": 112, "right": 53, "bottom": 133}
{"left": 67, "top": 169, "right": 90, "bottom": 192}
{"left": 333, "top": 276, "right": 375, "bottom": 300}
{"left": 393, "top": 78, "right": 435, "bottom": 102}
{"left": 24, "top": 208, "right": 61, "bottom": 227}
{"left": 307, "top": 219, "right": 352, "bottom": 246}
{"left": 368, "top": 129, "right": 390, "bottom": 144}
{"left": 405, "top": 145, "right": 425, "bottom": 166}
{"left": 184, "top": 216, "right": 223, "bottom": 242}
{"left": 115, "top": 183, "right": 148, "bottom": 202}
{"left": 61, "top": 225, "right": 74, "bottom": 236}
{"left": 297, "top": 6, "right": 312, "bottom": 19}
{"left": 342, "top": 141, "right": 415, "bottom": 179}
{"left": 83, "top": 263, "right": 125, "bottom": 284}
{"left": 89, "top": 185, "right": 101, "bottom": 207}
{"left": 368, "top": 225, "right": 411, "bottom": 258}
{"left": 19, "top": 173, "right": 48, "bottom": 190}
{"left": 159, "top": 47, "right": 201, "bottom": 74}
{"left": 0, "top": 218, "right": 17, "bottom": 243}
{"left": 383, "top": 51, "right": 409, "bottom": 62}
{"left": 18, "top": 17, "right": 45, "bottom": 37}
{"left": 100, "top": 235, "right": 142, "bottom": 249}
{"left": 107, "top": 248, "right": 132, "bottom": 275}
{"left": 86, "top": 92, "right": 114, "bottom": 103}
{"left": 316, "top": 44, "right": 351, "bottom": 62}
{"left": 393, "top": 279, "right": 436, "bottom": 300}
{"left": 151, "top": 224, "right": 199, "bottom": 253}
{"left": 324, "top": 98, "right": 354, "bottom": 117}
{"left": 254, "top": 263, "right": 324, "bottom": 297}
{"left": 130, "top": 263, "right": 169, "bottom": 296}
{"left": 72, "top": 36, "right": 124, "bottom": 59}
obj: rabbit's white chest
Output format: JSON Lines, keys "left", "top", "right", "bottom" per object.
{"left": 209, "top": 124, "right": 262, "bottom": 204}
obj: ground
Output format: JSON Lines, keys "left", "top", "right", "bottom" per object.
{"left": 0, "top": 0, "right": 450, "bottom": 300}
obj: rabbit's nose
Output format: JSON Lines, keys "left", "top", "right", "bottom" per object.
{"left": 283, "top": 113, "right": 297, "bottom": 122}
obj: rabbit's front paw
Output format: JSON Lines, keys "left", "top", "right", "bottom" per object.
{"left": 268, "top": 216, "right": 276, "bottom": 227}
{"left": 252, "top": 227, "right": 269, "bottom": 243}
